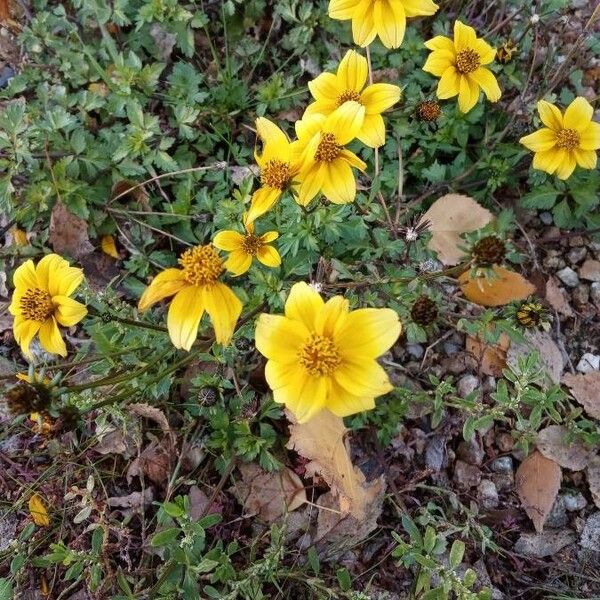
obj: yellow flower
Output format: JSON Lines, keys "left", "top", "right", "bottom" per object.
{"left": 305, "top": 50, "right": 401, "bottom": 148}
{"left": 213, "top": 221, "right": 281, "bottom": 276}
{"left": 255, "top": 282, "right": 401, "bottom": 423}
{"left": 292, "top": 102, "right": 367, "bottom": 206}
{"left": 329, "top": 0, "right": 438, "bottom": 49}
{"left": 138, "top": 244, "right": 242, "bottom": 350}
{"left": 423, "top": 21, "right": 501, "bottom": 113}
{"left": 9, "top": 254, "right": 87, "bottom": 358}
{"left": 519, "top": 97, "right": 600, "bottom": 180}
{"left": 247, "top": 117, "right": 303, "bottom": 225}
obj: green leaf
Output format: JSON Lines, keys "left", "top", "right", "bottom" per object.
{"left": 519, "top": 185, "right": 558, "bottom": 210}
{"left": 163, "top": 501, "right": 185, "bottom": 518}
{"left": 336, "top": 567, "right": 352, "bottom": 591}
{"left": 423, "top": 526, "right": 437, "bottom": 553}
{"left": 449, "top": 539, "right": 465, "bottom": 568}
{"left": 0, "top": 578, "right": 13, "bottom": 600}
{"left": 552, "top": 199, "right": 577, "bottom": 228}
{"left": 401, "top": 515, "right": 423, "bottom": 546}
{"left": 150, "top": 528, "right": 181, "bottom": 547}
{"left": 307, "top": 546, "right": 320, "bottom": 574}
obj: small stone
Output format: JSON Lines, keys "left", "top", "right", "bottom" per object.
{"left": 579, "top": 259, "right": 600, "bottom": 282}
{"left": 568, "top": 247, "right": 587, "bottom": 264}
{"left": 539, "top": 212, "right": 553, "bottom": 225}
{"left": 457, "top": 438, "right": 485, "bottom": 466}
{"left": 572, "top": 285, "right": 589, "bottom": 309}
{"left": 496, "top": 432, "right": 514, "bottom": 453}
{"left": 591, "top": 282, "right": 600, "bottom": 306}
{"left": 483, "top": 376, "right": 496, "bottom": 393}
{"left": 425, "top": 435, "right": 446, "bottom": 472}
{"left": 477, "top": 479, "right": 499, "bottom": 509}
{"left": 514, "top": 530, "right": 576, "bottom": 557}
{"left": 443, "top": 341, "right": 460, "bottom": 355}
{"left": 580, "top": 512, "right": 600, "bottom": 552}
{"left": 490, "top": 456, "right": 513, "bottom": 473}
{"left": 563, "top": 492, "right": 587, "bottom": 512}
{"left": 406, "top": 343, "right": 424, "bottom": 360}
{"left": 457, "top": 374, "right": 479, "bottom": 398}
{"left": 543, "top": 250, "right": 565, "bottom": 270}
{"left": 545, "top": 495, "right": 568, "bottom": 528}
{"left": 556, "top": 267, "right": 579, "bottom": 288}
{"left": 491, "top": 472, "right": 514, "bottom": 492}
{"left": 453, "top": 460, "right": 481, "bottom": 489}
{"left": 577, "top": 353, "right": 600, "bottom": 373}
{"left": 568, "top": 235, "right": 585, "bottom": 247}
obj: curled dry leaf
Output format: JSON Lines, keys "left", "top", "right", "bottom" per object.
{"left": 516, "top": 450, "right": 561, "bottom": 533}
{"left": 536, "top": 425, "right": 594, "bottom": 471}
{"left": 28, "top": 493, "right": 50, "bottom": 527}
{"left": 94, "top": 428, "right": 136, "bottom": 459}
{"left": 562, "top": 371, "right": 600, "bottom": 420}
{"left": 129, "top": 403, "right": 172, "bottom": 438}
{"left": 49, "top": 201, "right": 94, "bottom": 260}
{"left": 545, "top": 277, "right": 574, "bottom": 318}
{"left": 230, "top": 463, "right": 306, "bottom": 523}
{"left": 466, "top": 331, "right": 510, "bottom": 377}
{"left": 419, "top": 193, "right": 493, "bottom": 266}
{"left": 127, "top": 437, "right": 172, "bottom": 486}
{"left": 107, "top": 488, "right": 154, "bottom": 510}
{"left": 507, "top": 331, "right": 564, "bottom": 386}
{"left": 459, "top": 266, "right": 536, "bottom": 307}
{"left": 586, "top": 456, "right": 600, "bottom": 509}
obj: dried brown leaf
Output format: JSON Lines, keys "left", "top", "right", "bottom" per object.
{"left": 562, "top": 371, "right": 600, "bottom": 420}
{"left": 230, "top": 463, "right": 306, "bottom": 523}
{"left": 586, "top": 455, "right": 600, "bottom": 509}
{"left": 127, "top": 438, "right": 172, "bottom": 486}
{"left": 49, "top": 201, "right": 94, "bottom": 260}
{"left": 516, "top": 450, "right": 561, "bottom": 532}
{"left": 107, "top": 488, "right": 154, "bottom": 510}
{"left": 466, "top": 331, "right": 510, "bottom": 377}
{"left": 94, "top": 428, "right": 136, "bottom": 459}
{"left": 459, "top": 267, "right": 535, "bottom": 307}
{"left": 419, "top": 194, "right": 493, "bottom": 265}
{"left": 545, "top": 277, "right": 574, "bottom": 318}
{"left": 129, "top": 403, "right": 172, "bottom": 439}
{"left": 507, "top": 331, "right": 564, "bottom": 386}
{"left": 536, "top": 425, "right": 594, "bottom": 471}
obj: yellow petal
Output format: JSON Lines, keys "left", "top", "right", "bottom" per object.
{"left": 334, "top": 359, "right": 393, "bottom": 397}
{"left": 352, "top": 0, "right": 377, "bottom": 47}
{"left": 555, "top": 152, "right": 577, "bottom": 180}
{"left": 327, "top": 383, "right": 376, "bottom": 417}
{"left": 29, "top": 494, "right": 50, "bottom": 527}
{"left": 573, "top": 148, "right": 597, "bottom": 170}
{"left": 296, "top": 163, "right": 327, "bottom": 206}
{"left": 13, "top": 318, "right": 42, "bottom": 357}
{"left": 213, "top": 230, "right": 244, "bottom": 251}
{"left": 295, "top": 113, "right": 326, "bottom": 144}
{"left": 423, "top": 51, "right": 455, "bottom": 77}
{"left": 101, "top": 235, "right": 120, "bottom": 259}
{"left": 308, "top": 72, "right": 341, "bottom": 103}
{"left": 11, "top": 227, "right": 29, "bottom": 247}
{"left": 469, "top": 67, "right": 501, "bottom": 102}
{"left": 436, "top": 66, "right": 460, "bottom": 99}
{"left": 138, "top": 268, "right": 187, "bottom": 312}
{"left": 53, "top": 296, "right": 87, "bottom": 327}
{"left": 453, "top": 20, "right": 477, "bottom": 52}
{"left": 246, "top": 187, "right": 282, "bottom": 225}
{"left": 402, "top": 0, "right": 438, "bottom": 17}
{"left": 285, "top": 282, "right": 324, "bottom": 330}
{"left": 304, "top": 99, "right": 338, "bottom": 118}
{"left": 223, "top": 250, "right": 253, "bottom": 276}
{"left": 255, "top": 314, "right": 309, "bottom": 362}
{"left": 537, "top": 100, "right": 563, "bottom": 131}
{"left": 519, "top": 128, "right": 557, "bottom": 152}
{"left": 323, "top": 101, "right": 365, "bottom": 145}
{"left": 321, "top": 160, "right": 356, "bottom": 204}
{"left": 337, "top": 49, "right": 368, "bottom": 92}
{"left": 374, "top": 0, "right": 406, "bottom": 49}
{"left": 256, "top": 245, "right": 281, "bottom": 268}
{"left": 202, "top": 282, "right": 242, "bottom": 346}
{"left": 360, "top": 83, "right": 401, "bottom": 115}
{"left": 424, "top": 35, "right": 454, "bottom": 52}
{"left": 34, "top": 254, "right": 66, "bottom": 294}
{"left": 315, "top": 295, "right": 349, "bottom": 338}
{"left": 563, "top": 97, "right": 593, "bottom": 131}
{"left": 167, "top": 286, "right": 205, "bottom": 351}
{"left": 256, "top": 117, "right": 289, "bottom": 150}
{"left": 329, "top": 0, "right": 361, "bottom": 19}
{"left": 339, "top": 148, "right": 367, "bottom": 171}
{"left": 473, "top": 39, "right": 496, "bottom": 65}
{"left": 579, "top": 121, "right": 600, "bottom": 150}
{"left": 13, "top": 259, "right": 38, "bottom": 292}
{"left": 532, "top": 148, "right": 564, "bottom": 175}
{"left": 260, "top": 231, "right": 279, "bottom": 243}
{"left": 334, "top": 307, "right": 401, "bottom": 359}
{"left": 38, "top": 317, "right": 67, "bottom": 356}
{"left": 357, "top": 113, "right": 386, "bottom": 148}
{"left": 53, "top": 266, "right": 84, "bottom": 298}
{"left": 457, "top": 75, "right": 479, "bottom": 113}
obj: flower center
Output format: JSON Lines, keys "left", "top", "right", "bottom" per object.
{"left": 455, "top": 49, "right": 480, "bottom": 74}
{"left": 260, "top": 159, "right": 291, "bottom": 190}
{"left": 20, "top": 288, "right": 54, "bottom": 322}
{"left": 315, "top": 132, "right": 341, "bottom": 163}
{"left": 555, "top": 128, "right": 579, "bottom": 151}
{"left": 179, "top": 245, "right": 224, "bottom": 286}
{"left": 241, "top": 234, "right": 263, "bottom": 256}
{"left": 298, "top": 333, "right": 341, "bottom": 377}
{"left": 337, "top": 90, "right": 361, "bottom": 106}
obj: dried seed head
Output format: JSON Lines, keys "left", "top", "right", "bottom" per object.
{"left": 410, "top": 295, "right": 438, "bottom": 326}
{"left": 472, "top": 236, "right": 506, "bottom": 267}
{"left": 515, "top": 301, "right": 551, "bottom": 330}
{"left": 198, "top": 387, "right": 219, "bottom": 407}
{"left": 496, "top": 40, "right": 518, "bottom": 64}
{"left": 4, "top": 382, "right": 51, "bottom": 416}
{"left": 417, "top": 100, "right": 442, "bottom": 122}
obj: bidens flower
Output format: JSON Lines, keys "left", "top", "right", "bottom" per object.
{"left": 247, "top": 117, "right": 303, "bottom": 225}
{"left": 138, "top": 245, "right": 242, "bottom": 350}
{"left": 519, "top": 97, "right": 600, "bottom": 180}
{"left": 423, "top": 21, "right": 501, "bottom": 113}
{"left": 213, "top": 221, "right": 281, "bottom": 276}
{"left": 255, "top": 282, "right": 401, "bottom": 423}
{"left": 9, "top": 254, "right": 87, "bottom": 357}
{"left": 292, "top": 101, "right": 367, "bottom": 206}
{"left": 305, "top": 50, "right": 401, "bottom": 148}
{"left": 329, "top": 0, "right": 438, "bottom": 49}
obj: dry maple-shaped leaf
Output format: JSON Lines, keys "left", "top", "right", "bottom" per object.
{"left": 229, "top": 463, "right": 306, "bottom": 523}
{"left": 49, "top": 201, "right": 94, "bottom": 260}
{"left": 465, "top": 331, "right": 510, "bottom": 377}
{"left": 507, "top": 331, "right": 564, "bottom": 386}
{"left": 586, "top": 455, "right": 600, "bottom": 509}
{"left": 562, "top": 372, "right": 600, "bottom": 420}
{"left": 536, "top": 425, "right": 594, "bottom": 471}
{"left": 418, "top": 193, "right": 493, "bottom": 266}
{"left": 28, "top": 493, "right": 50, "bottom": 527}
{"left": 459, "top": 266, "right": 535, "bottom": 307}
{"left": 516, "top": 450, "right": 561, "bottom": 533}
{"left": 545, "top": 277, "right": 574, "bottom": 318}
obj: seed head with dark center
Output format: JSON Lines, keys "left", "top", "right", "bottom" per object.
{"left": 261, "top": 159, "right": 292, "bottom": 190}
{"left": 472, "top": 236, "right": 506, "bottom": 267}
{"left": 241, "top": 234, "right": 263, "bottom": 256}
{"left": 455, "top": 49, "right": 480, "bottom": 74}
{"left": 20, "top": 289, "right": 55, "bottom": 322}
{"left": 555, "top": 128, "right": 579, "bottom": 151}
{"left": 516, "top": 301, "right": 551, "bottom": 330}
{"left": 179, "top": 245, "right": 224, "bottom": 286}
{"left": 298, "top": 334, "right": 341, "bottom": 376}
{"left": 410, "top": 295, "right": 438, "bottom": 326}
{"left": 337, "top": 90, "right": 362, "bottom": 106}
{"left": 4, "top": 382, "right": 51, "bottom": 416}
{"left": 315, "top": 132, "right": 341, "bottom": 163}
{"left": 417, "top": 101, "right": 441, "bottom": 122}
